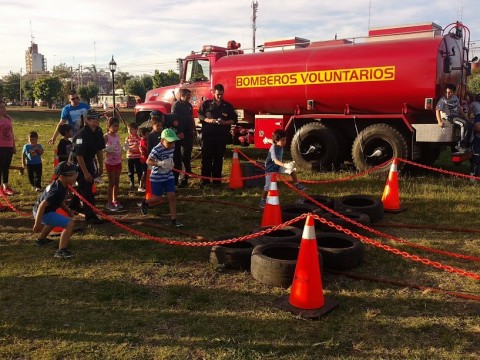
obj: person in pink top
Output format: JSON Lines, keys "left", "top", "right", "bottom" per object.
{"left": 104, "top": 117, "right": 122, "bottom": 211}
{"left": 0, "top": 100, "right": 16, "bottom": 196}
{"left": 138, "top": 127, "right": 150, "bottom": 192}
{"left": 124, "top": 122, "right": 143, "bottom": 191}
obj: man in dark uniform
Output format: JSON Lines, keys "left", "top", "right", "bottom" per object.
{"left": 171, "top": 88, "right": 195, "bottom": 187}
{"left": 197, "top": 84, "right": 238, "bottom": 186}
{"left": 69, "top": 109, "right": 106, "bottom": 224}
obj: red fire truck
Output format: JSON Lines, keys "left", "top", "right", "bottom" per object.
{"left": 135, "top": 21, "right": 475, "bottom": 172}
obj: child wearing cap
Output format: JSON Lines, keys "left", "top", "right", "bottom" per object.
{"left": 22, "top": 131, "right": 44, "bottom": 192}
{"left": 140, "top": 128, "right": 183, "bottom": 227}
{"left": 33, "top": 161, "right": 79, "bottom": 259}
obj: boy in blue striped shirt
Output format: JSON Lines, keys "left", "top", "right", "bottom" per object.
{"left": 140, "top": 128, "right": 183, "bottom": 227}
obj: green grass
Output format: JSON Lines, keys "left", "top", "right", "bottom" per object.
{"left": 0, "top": 109, "right": 479, "bottom": 359}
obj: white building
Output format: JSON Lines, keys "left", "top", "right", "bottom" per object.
{"left": 25, "top": 43, "right": 46, "bottom": 74}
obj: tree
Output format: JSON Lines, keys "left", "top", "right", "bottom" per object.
{"left": 33, "top": 76, "right": 62, "bottom": 108}
{"left": 152, "top": 69, "right": 180, "bottom": 88}
{"left": 467, "top": 67, "right": 480, "bottom": 95}
{"left": 140, "top": 75, "right": 153, "bottom": 92}
{"left": 52, "top": 63, "right": 74, "bottom": 81}
{"left": 125, "top": 77, "right": 146, "bottom": 101}
{"left": 22, "top": 79, "right": 35, "bottom": 108}
{"left": 115, "top": 71, "right": 131, "bottom": 96}
{"left": 3, "top": 72, "right": 21, "bottom": 102}
{"left": 77, "top": 82, "right": 99, "bottom": 104}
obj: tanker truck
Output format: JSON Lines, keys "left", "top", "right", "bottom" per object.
{"left": 134, "top": 21, "right": 476, "bottom": 172}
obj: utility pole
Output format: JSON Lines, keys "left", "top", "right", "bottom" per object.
{"left": 252, "top": 1, "right": 258, "bottom": 53}
{"left": 19, "top": 68, "right": 22, "bottom": 105}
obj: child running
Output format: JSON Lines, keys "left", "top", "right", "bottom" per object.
{"left": 124, "top": 122, "right": 143, "bottom": 191}
{"left": 33, "top": 161, "right": 78, "bottom": 258}
{"left": 104, "top": 117, "right": 123, "bottom": 211}
{"left": 22, "top": 131, "right": 44, "bottom": 192}
{"left": 140, "top": 128, "right": 183, "bottom": 227}
{"left": 259, "top": 129, "right": 306, "bottom": 208}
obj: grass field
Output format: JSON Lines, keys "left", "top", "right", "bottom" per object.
{"left": 0, "top": 108, "right": 479, "bottom": 359}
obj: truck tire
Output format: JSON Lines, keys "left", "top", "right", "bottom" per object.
{"left": 352, "top": 124, "right": 408, "bottom": 173}
{"left": 316, "top": 233, "right": 364, "bottom": 270}
{"left": 334, "top": 194, "right": 384, "bottom": 223}
{"left": 210, "top": 235, "right": 255, "bottom": 270}
{"left": 250, "top": 226, "right": 302, "bottom": 246}
{"left": 291, "top": 122, "right": 339, "bottom": 171}
{"left": 251, "top": 242, "right": 323, "bottom": 288}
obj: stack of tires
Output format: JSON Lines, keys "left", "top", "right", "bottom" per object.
{"left": 210, "top": 194, "right": 383, "bottom": 288}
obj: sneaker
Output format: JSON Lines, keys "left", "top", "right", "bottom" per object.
{"left": 113, "top": 201, "right": 123, "bottom": 210}
{"left": 35, "top": 187, "right": 43, "bottom": 192}
{"left": 294, "top": 183, "right": 307, "bottom": 191}
{"left": 85, "top": 216, "right": 105, "bottom": 224}
{"left": 35, "top": 238, "right": 55, "bottom": 247}
{"left": 94, "top": 177, "right": 104, "bottom": 184}
{"left": 54, "top": 248, "right": 74, "bottom": 259}
{"left": 3, "top": 187, "right": 14, "bottom": 196}
{"left": 171, "top": 219, "right": 184, "bottom": 228}
{"left": 259, "top": 198, "right": 266, "bottom": 209}
{"left": 177, "top": 180, "right": 189, "bottom": 188}
{"left": 137, "top": 187, "right": 146, "bottom": 193}
{"left": 105, "top": 203, "right": 118, "bottom": 211}
{"left": 454, "top": 146, "right": 467, "bottom": 154}
{"left": 140, "top": 199, "right": 149, "bottom": 215}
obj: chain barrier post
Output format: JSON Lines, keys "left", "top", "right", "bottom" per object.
{"left": 228, "top": 148, "right": 244, "bottom": 189}
{"left": 261, "top": 173, "right": 282, "bottom": 226}
{"left": 381, "top": 158, "right": 406, "bottom": 213}
{"left": 275, "top": 214, "right": 339, "bottom": 319}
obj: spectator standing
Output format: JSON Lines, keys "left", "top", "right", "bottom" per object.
{"left": 57, "top": 124, "right": 73, "bottom": 163}
{"left": 198, "top": 84, "right": 238, "bottom": 186}
{"left": 22, "top": 131, "right": 44, "bottom": 192}
{"left": 436, "top": 84, "right": 472, "bottom": 153}
{"left": 33, "top": 161, "right": 78, "bottom": 258}
{"left": 163, "top": 114, "right": 183, "bottom": 185}
{"left": 104, "top": 117, "right": 123, "bottom": 211}
{"left": 172, "top": 88, "right": 195, "bottom": 187}
{"left": 49, "top": 90, "right": 90, "bottom": 145}
{"left": 69, "top": 109, "right": 105, "bottom": 224}
{"left": 147, "top": 112, "right": 164, "bottom": 155}
{"left": 124, "top": 122, "right": 143, "bottom": 190}
{"left": 140, "top": 129, "right": 183, "bottom": 228}
{"left": 0, "top": 100, "right": 16, "bottom": 195}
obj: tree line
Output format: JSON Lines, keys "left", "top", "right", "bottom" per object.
{"left": 0, "top": 63, "right": 179, "bottom": 108}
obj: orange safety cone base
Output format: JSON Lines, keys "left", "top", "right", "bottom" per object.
{"left": 274, "top": 295, "right": 339, "bottom": 320}
{"left": 384, "top": 207, "right": 407, "bottom": 214}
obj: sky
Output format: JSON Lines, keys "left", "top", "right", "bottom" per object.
{"left": 1, "top": 0, "right": 479, "bottom": 78}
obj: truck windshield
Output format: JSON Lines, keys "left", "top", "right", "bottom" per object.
{"left": 186, "top": 59, "right": 210, "bottom": 82}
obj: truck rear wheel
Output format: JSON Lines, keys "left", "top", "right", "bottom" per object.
{"left": 291, "top": 122, "right": 339, "bottom": 171}
{"left": 352, "top": 124, "right": 408, "bottom": 173}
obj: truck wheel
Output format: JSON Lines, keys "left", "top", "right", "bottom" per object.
{"left": 291, "top": 122, "right": 338, "bottom": 171}
{"left": 352, "top": 124, "right": 408, "bottom": 173}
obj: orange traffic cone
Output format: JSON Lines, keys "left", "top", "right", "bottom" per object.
{"left": 0, "top": 196, "right": 6, "bottom": 212}
{"left": 229, "top": 148, "right": 244, "bottom": 189}
{"left": 261, "top": 173, "right": 282, "bottom": 226}
{"left": 275, "top": 214, "right": 339, "bottom": 319}
{"left": 145, "top": 166, "right": 153, "bottom": 200}
{"left": 51, "top": 208, "right": 70, "bottom": 234}
{"left": 381, "top": 158, "right": 406, "bottom": 213}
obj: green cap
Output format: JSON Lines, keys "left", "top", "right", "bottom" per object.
{"left": 161, "top": 128, "right": 180, "bottom": 142}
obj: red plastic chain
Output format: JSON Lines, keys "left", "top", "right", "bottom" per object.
{"left": 0, "top": 191, "right": 33, "bottom": 218}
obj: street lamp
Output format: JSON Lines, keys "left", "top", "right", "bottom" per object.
{"left": 109, "top": 55, "right": 117, "bottom": 109}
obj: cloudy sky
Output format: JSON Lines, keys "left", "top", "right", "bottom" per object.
{"left": 1, "top": 0, "right": 479, "bottom": 77}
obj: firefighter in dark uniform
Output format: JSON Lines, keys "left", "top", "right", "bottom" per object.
{"left": 198, "top": 83, "right": 238, "bottom": 186}
{"left": 69, "top": 109, "right": 106, "bottom": 223}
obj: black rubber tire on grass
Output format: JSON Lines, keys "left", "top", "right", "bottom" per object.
{"left": 281, "top": 203, "right": 324, "bottom": 228}
{"left": 210, "top": 235, "right": 255, "bottom": 270}
{"left": 316, "top": 233, "right": 364, "bottom": 270}
{"left": 250, "top": 242, "right": 323, "bottom": 288}
{"left": 320, "top": 211, "right": 370, "bottom": 233}
{"left": 302, "top": 195, "right": 336, "bottom": 210}
{"left": 334, "top": 194, "right": 384, "bottom": 223}
{"left": 250, "top": 225, "right": 303, "bottom": 246}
